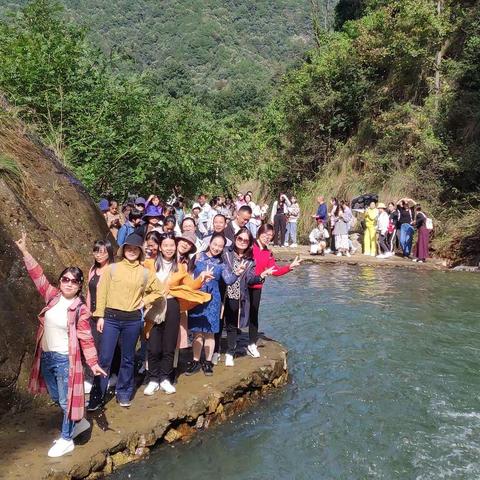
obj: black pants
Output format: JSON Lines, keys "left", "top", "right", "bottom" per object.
{"left": 378, "top": 233, "right": 389, "bottom": 254}
{"left": 147, "top": 298, "right": 180, "bottom": 382}
{"left": 387, "top": 229, "right": 397, "bottom": 252}
{"left": 248, "top": 288, "right": 262, "bottom": 344}
{"left": 273, "top": 213, "right": 286, "bottom": 246}
{"left": 214, "top": 280, "right": 227, "bottom": 354}
{"left": 89, "top": 317, "right": 120, "bottom": 376}
{"left": 224, "top": 297, "right": 240, "bottom": 355}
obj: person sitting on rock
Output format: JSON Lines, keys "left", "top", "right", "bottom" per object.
{"left": 309, "top": 218, "right": 330, "bottom": 255}
{"left": 14, "top": 232, "right": 106, "bottom": 458}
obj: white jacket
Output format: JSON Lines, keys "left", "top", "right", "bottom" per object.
{"left": 309, "top": 227, "right": 330, "bottom": 243}
{"left": 377, "top": 211, "right": 389, "bottom": 235}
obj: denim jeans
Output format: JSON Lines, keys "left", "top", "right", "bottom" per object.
{"left": 399, "top": 223, "right": 414, "bottom": 256}
{"left": 90, "top": 316, "right": 142, "bottom": 404}
{"left": 40, "top": 351, "right": 75, "bottom": 440}
{"left": 286, "top": 222, "right": 297, "bottom": 244}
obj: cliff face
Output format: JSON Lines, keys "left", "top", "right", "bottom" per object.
{"left": 0, "top": 109, "right": 111, "bottom": 415}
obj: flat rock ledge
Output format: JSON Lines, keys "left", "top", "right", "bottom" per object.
{"left": 0, "top": 339, "right": 288, "bottom": 480}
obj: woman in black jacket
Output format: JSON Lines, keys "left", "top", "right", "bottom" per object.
{"left": 222, "top": 228, "right": 275, "bottom": 367}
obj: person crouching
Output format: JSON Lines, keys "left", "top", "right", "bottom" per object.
{"left": 309, "top": 217, "right": 330, "bottom": 255}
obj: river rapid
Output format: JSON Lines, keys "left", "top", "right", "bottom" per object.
{"left": 114, "top": 264, "right": 480, "bottom": 479}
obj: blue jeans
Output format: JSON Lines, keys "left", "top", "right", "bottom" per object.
{"left": 399, "top": 223, "right": 414, "bottom": 256}
{"left": 41, "top": 351, "right": 75, "bottom": 440}
{"left": 90, "top": 316, "right": 142, "bottom": 404}
{"left": 286, "top": 222, "right": 297, "bottom": 244}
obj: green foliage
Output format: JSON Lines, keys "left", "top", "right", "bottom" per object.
{"left": 0, "top": 0, "right": 256, "bottom": 199}
{"left": 0, "top": 0, "right": 317, "bottom": 115}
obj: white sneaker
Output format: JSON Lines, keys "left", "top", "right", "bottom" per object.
{"left": 107, "top": 373, "right": 118, "bottom": 389}
{"left": 83, "top": 380, "right": 92, "bottom": 394}
{"left": 370, "top": 253, "right": 376, "bottom": 257}
{"left": 160, "top": 379, "right": 176, "bottom": 394}
{"left": 247, "top": 344, "right": 260, "bottom": 358}
{"left": 290, "top": 243, "right": 298, "bottom": 248}
{"left": 225, "top": 354, "right": 235, "bottom": 367}
{"left": 325, "top": 248, "right": 331, "bottom": 254}
{"left": 143, "top": 381, "right": 160, "bottom": 396}
{"left": 283, "top": 243, "right": 289, "bottom": 247}
{"left": 48, "top": 438, "right": 74, "bottom": 458}
{"left": 346, "top": 252, "right": 351, "bottom": 257}
{"left": 336, "top": 252, "right": 342, "bottom": 257}
{"left": 376, "top": 254, "right": 386, "bottom": 259}
{"left": 211, "top": 352, "right": 221, "bottom": 365}
{"left": 72, "top": 418, "right": 90, "bottom": 439}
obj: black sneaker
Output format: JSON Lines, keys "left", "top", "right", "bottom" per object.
{"left": 202, "top": 361, "right": 214, "bottom": 376}
{"left": 184, "top": 360, "right": 202, "bottom": 376}
{"left": 87, "top": 398, "right": 102, "bottom": 412}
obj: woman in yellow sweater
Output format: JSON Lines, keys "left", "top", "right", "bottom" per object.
{"left": 364, "top": 201, "right": 379, "bottom": 256}
{"left": 143, "top": 233, "right": 212, "bottom": 395}
{"left": 88, "top": 233, "right": 164, "bottom": 410}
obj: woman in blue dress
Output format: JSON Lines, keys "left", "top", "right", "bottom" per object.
{"left": 187, "top": 233, "right": 246, "bottom": 376}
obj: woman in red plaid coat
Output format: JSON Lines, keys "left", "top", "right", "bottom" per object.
{"left": 15, "top": 233, "right": 106, "bottom": 458}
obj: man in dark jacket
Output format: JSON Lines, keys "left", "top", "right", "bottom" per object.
{"left": 224, "top": 205, "right": 252, "bottom": 242}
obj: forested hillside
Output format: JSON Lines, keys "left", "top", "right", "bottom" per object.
{"left": 0, "top": 0, "right": 326, "bottom": 114}
{"left": 257, "top": 0, "right": 480, "bottom": 263}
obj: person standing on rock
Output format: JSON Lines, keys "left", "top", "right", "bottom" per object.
{"left": 143, "top": 233, "right": 213, "bottom": 395}
{"left": 398, "top": 200, "right": 414, "bottom": 258}
{"left": 87, "top": 233, "right": 164, "bottom": 410}
{"left": 84, "top": 240, "right": 120, "bottom": 394}
{"left": 14, "top": 232, "right": 106, "bottom": 458}
{"left": 249, "top": 224, "right": 302, "bottom": 358}
{"left": 413, "top": 205, "right": 430, "bottom": 263}
{"left": 186, "top": 233, "right": 245, "bottom": 376}
{"left": 222, "top": 228, "right": 275, "bottom": 367}
{"left": 376, "top": 203, "right": 391, "bottom": 258}
{"left": 270, "top": 194, "right": 288, "bottom": 247}
{"left": 332, "top": 203, "right": 350, "bottom": 257}
{"left": 284, "top": 195, "right": 300, "bottom": 248}
{"left": 363, "top": 201, "right": 378, "bottom": 256}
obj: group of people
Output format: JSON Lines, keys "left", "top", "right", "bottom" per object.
{"left": 16, "top": 190, "right": 302, "bottom": 458}
{"left": 309, "top": 196, "right": 431, "bottom": 262}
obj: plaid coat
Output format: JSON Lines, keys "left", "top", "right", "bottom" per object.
{"left": 24, "top": 254, "right": 98, "bottom": 421}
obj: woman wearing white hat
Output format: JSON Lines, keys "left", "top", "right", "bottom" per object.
{"left": 376, "top": 203, "right": 391, "bottom": 258}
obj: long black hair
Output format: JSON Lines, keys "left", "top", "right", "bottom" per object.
{"left": 233, "top": 227, "right": 254, "bottom": 259}
{"left": 93, "top": 239, "right": 114, "bottom": 267}
{"left": 207, "top": 232, "right": 227, "bottom": 259}
{"left": 155, "top": 233, "right": 179, "bottom": 274}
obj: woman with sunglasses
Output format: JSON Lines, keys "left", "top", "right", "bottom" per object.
{"left": 143, "top": 233, "right": 212, "bottom": 395}
{"left": 222, "top": 228, "right": 276, "bottom": 367}
{"left": 248, "top": 224, "right": 302, "bottom": 358}
{"left": 14, "top": 233, "right": 106, "bottom": 458}
{"left": 187, "top": 233, "right": 246, "bottom": 376}
{"left": 88, "top": 233, "right": 164, "bottom": 410}
{"left": 84, "top": 240, "right": 119, "bottom": 393}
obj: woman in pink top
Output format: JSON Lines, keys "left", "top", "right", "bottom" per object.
{"left": 15, "top": 233, "right": 106, "bottom": 458}
{"left": 248, "top": 224, "right": 302, "bottom": 358}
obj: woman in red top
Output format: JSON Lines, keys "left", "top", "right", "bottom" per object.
{"left": 248, "top": 223, "right": 301, "bottom": 357}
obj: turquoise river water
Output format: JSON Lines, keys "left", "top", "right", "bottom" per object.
{"left": 114, "top": 264, "right": 480, "bottom": 479}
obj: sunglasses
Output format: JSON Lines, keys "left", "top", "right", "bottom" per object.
{"left": 60, "top": 276, "right": 80, "bottom": 286}
{"left": 236, "top": 236, "right": 249, "bottom": 243}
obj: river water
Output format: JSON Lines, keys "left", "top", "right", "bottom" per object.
{"left": 114, "top": 264, "right": 480, "bottom": 479}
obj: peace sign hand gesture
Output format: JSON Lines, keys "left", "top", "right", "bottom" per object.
{"left": 15, "top": 231, "right": 28, "bottom": 255}
{"left": 234, "top": 259, "right": 248, "bottom": 276}
{"left": 260, "top": 266, "right": 277, "bottom": 279}
{"left": 290, "top": 256, "right": 302, "bottom": 269}
{"left": 200, "top": 266, "right": 215, "bottom": 283}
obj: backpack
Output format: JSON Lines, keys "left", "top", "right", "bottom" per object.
{"left": 421, "top": 212, "right": 433, "bottom": 231}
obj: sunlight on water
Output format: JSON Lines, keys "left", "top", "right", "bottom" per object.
{"left": 114, "top": 265, "right": 480, "bottom": 479}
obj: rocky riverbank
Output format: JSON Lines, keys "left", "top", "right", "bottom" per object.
{"left": 0, "top": 338, "right": 288, "bottom": 480}
{"left": 272, "top": 246, "right": 448, "bottom": 271}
